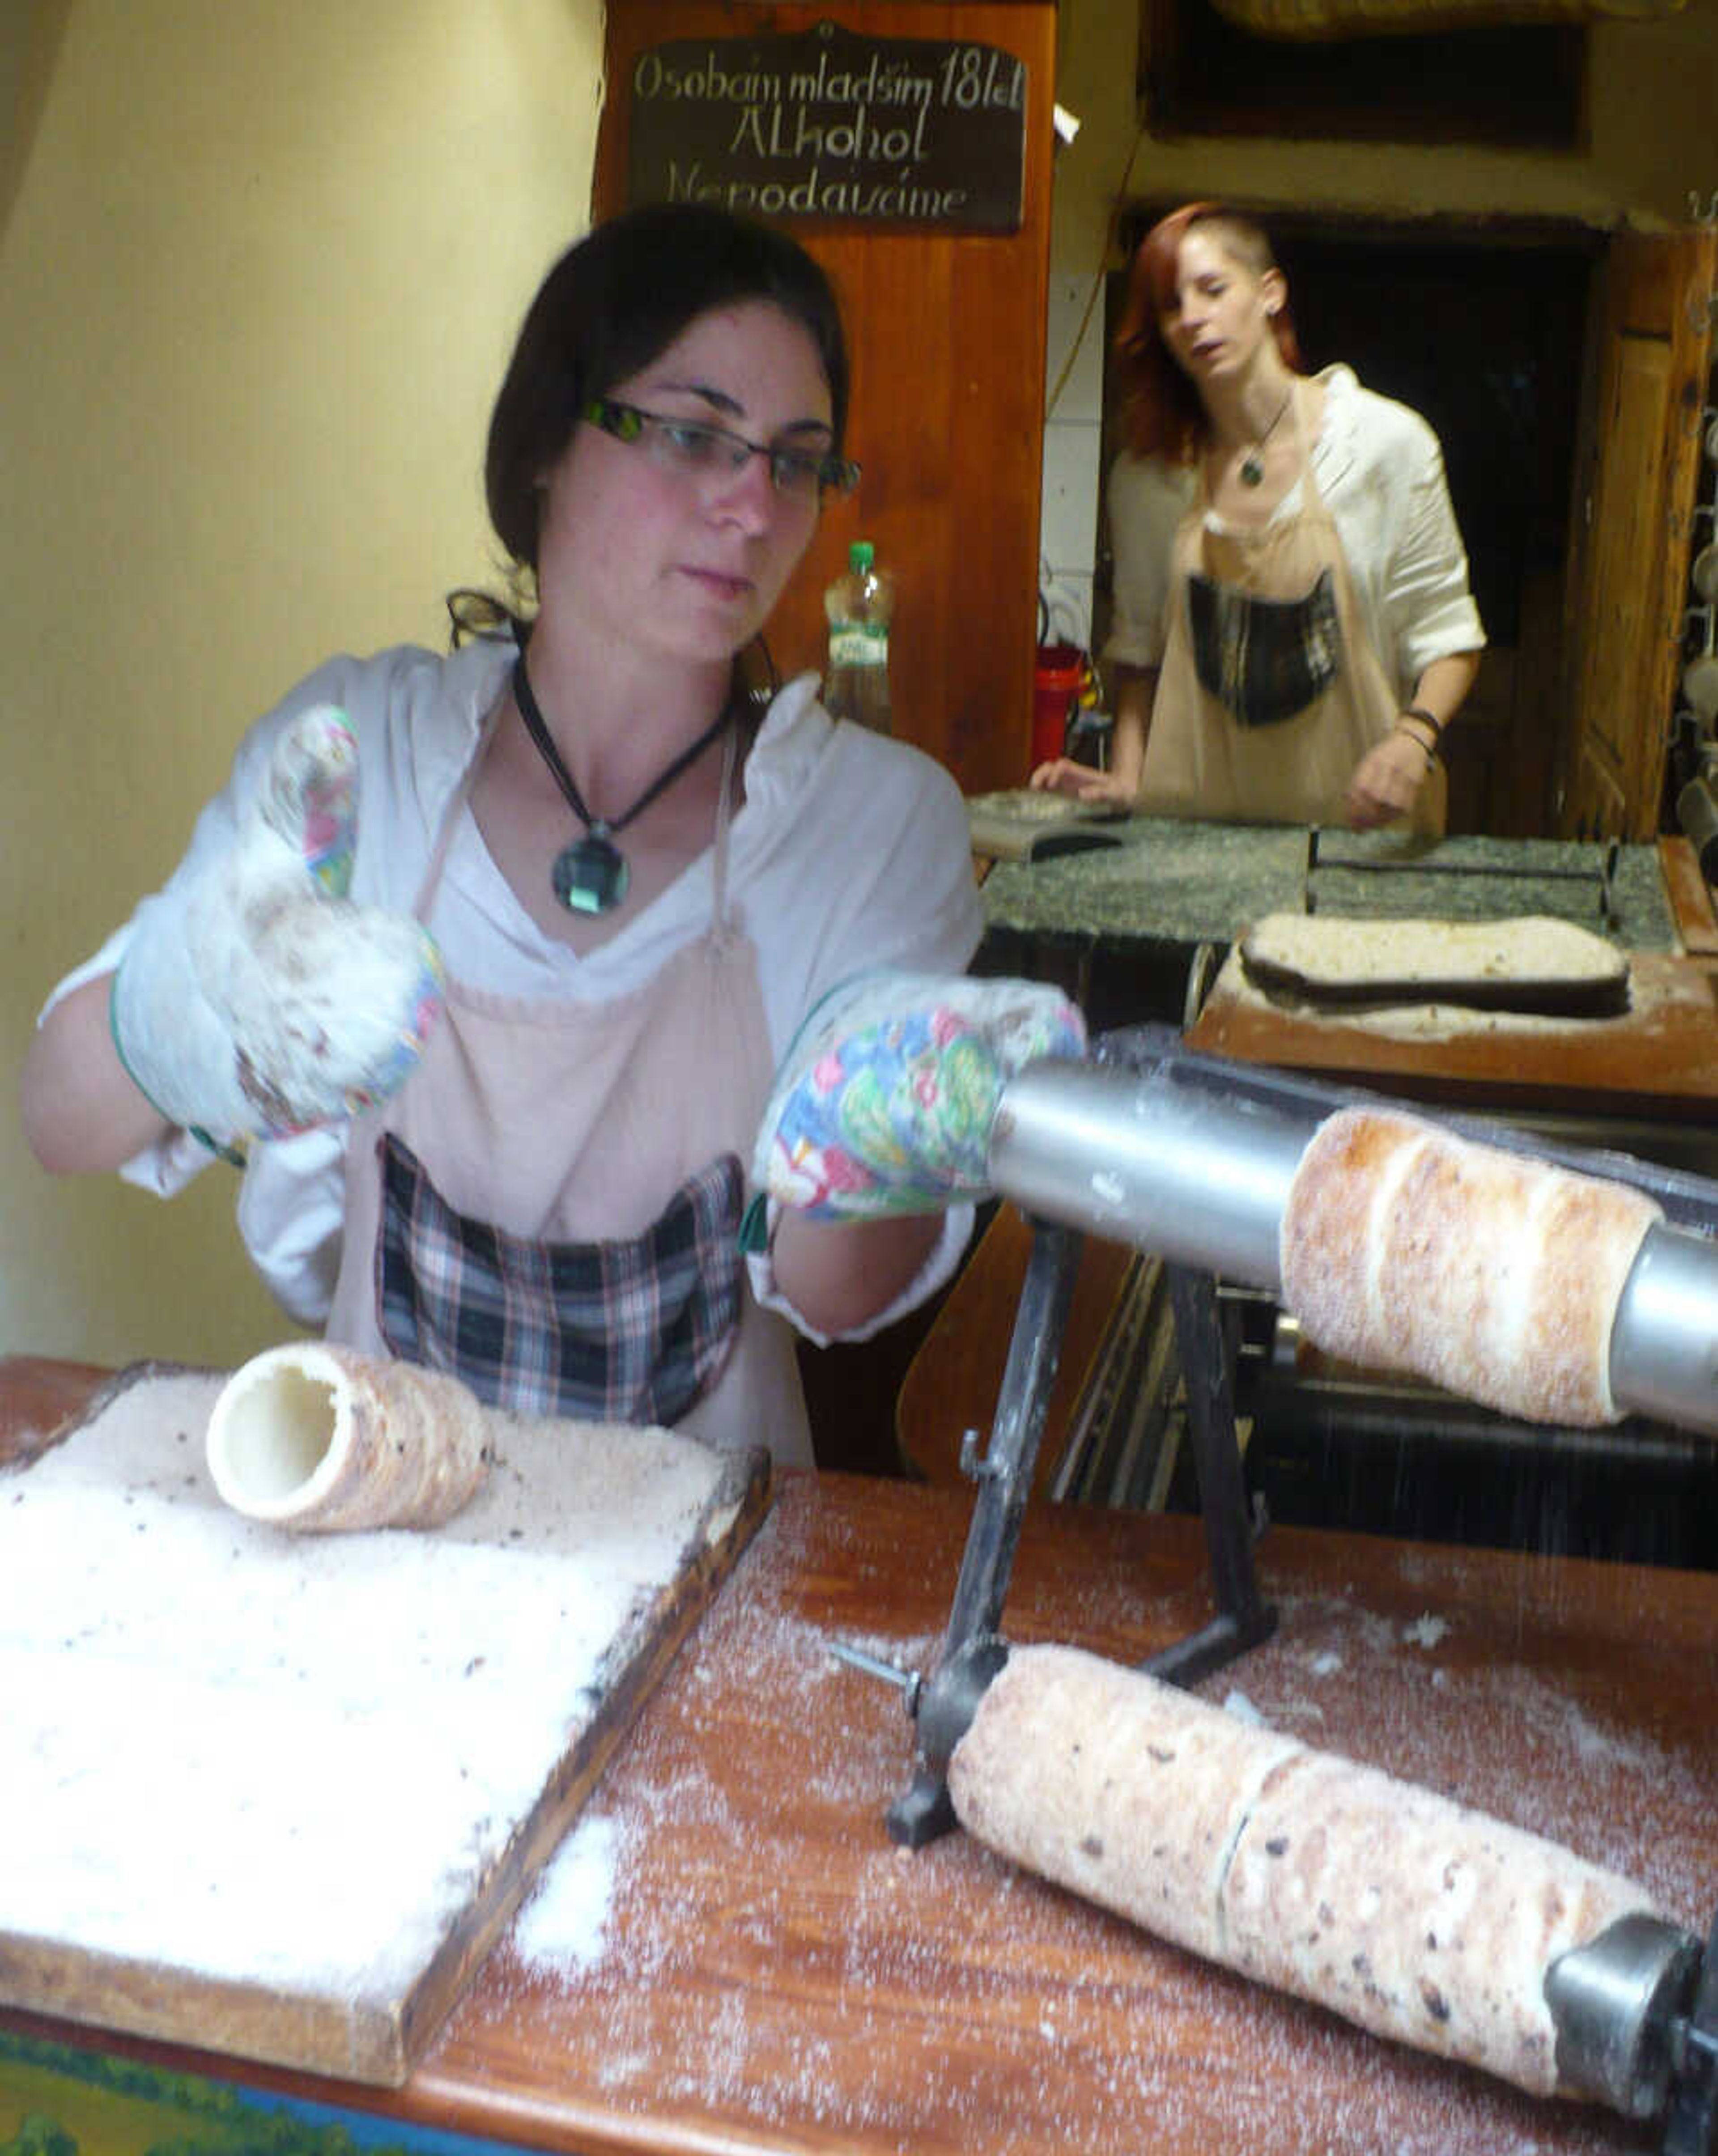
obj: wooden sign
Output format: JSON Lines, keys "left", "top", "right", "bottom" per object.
{"left": 625, "top": 20, "right": 1028, "bottom": 233}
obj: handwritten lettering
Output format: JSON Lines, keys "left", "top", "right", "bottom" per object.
{"left": 665, "top": 160, "right": 971, "bottom": 224}
{"left": 727, "top": 101, "right": 932, "bottom": 166}
{"left": 785, "top": 55, "right": 934, "bottom": 109}
{"left": 633, "top": 51, "right": 784, "bottom": 106}
{"left": 937, "top": 46, "right": 1025, "bottom": 111}
{"left": 629, "top": 29, "right": 1025, "bottom": 233}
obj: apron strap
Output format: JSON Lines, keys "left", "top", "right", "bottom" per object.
{"left": 413, "top": 696, "right": 504, "bottom": 923}
{"left": 710, "top": 717, "right": 740, "bottom": 941}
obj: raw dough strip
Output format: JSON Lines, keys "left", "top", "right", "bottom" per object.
{"left": 947, "top": 1644, "right": 1662, "bottom": 2100}
{"left": 1238, "top": 912, "right": 1630, "bottom": 1015}
{"left": 1278, "top": 1106, "right": 1662, "bottom": 1425}
{"left": 205, "top": 1342, "right": 491, "bottom": 1531}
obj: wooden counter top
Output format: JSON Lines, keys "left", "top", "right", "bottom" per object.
{"left": 3, "top": 1359, "right": 1714, "bottom": 2156}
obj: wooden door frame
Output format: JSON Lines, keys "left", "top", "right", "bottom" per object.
{"left": 1556, "top": 225, "right": 1718, "bottom": 840}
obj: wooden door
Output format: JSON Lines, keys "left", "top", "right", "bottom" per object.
{"left": 593, "top": 0, "right": 1056, "bottom": 796}
{"left": 1557, "top": 226, "right": 1717, "bottom": 839}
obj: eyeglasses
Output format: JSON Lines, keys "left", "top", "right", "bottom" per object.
{"left": 583, "top": 398, "right": 860, "bottom": 503}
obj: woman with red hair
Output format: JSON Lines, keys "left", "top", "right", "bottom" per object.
{"left": 1034, "top": 203, "right": 1483, "bottom": 830}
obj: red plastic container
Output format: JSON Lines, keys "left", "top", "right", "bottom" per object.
{"left": 1032, "top": 644, "right": 1086, "bottom": 770}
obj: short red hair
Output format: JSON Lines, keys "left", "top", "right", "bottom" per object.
{"left": 1114, "top": 203, "right": 1303, "bottom": 465}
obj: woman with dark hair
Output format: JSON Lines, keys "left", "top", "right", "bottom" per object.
{"left": 1033, "top": 202, "right": 1484, "bottom": 830}
{"left": 22, "top": 203, "right": 986, "bottom": 1466}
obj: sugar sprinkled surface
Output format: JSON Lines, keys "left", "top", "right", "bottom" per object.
{"left": 0, "top": 1368, "right": 741, "bottom": 2018}
{"left": 457, "top": 1489, "right": 1713, "bottom": 2156}
{"left": 513, "top": 1812, "right": 620, "bottom": 1974}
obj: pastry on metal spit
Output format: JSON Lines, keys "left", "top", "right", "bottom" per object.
{"left": 948, "top": 1644, "right": 1663, "bottom": 2101}
{"left": 1278, "top": 1105, "right": 1661, "bottom": 1425}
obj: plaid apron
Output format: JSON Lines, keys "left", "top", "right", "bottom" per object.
{"left": 1185, "top": 565, "right": 1342, "bottom": 730}
{"left": 325, "top": 714, "right": 811, "bottom": 1464}
{"left": 1140, "top": 385, "right": 1446, "bottom": 835}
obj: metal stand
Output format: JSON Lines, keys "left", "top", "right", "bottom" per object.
{"left": 1304, "top": 824, "right": 1623, "bottom": 931}
{"left": 868, "top": 1014, "right": 1718, "bottom": 1818}
{"left": 1147, "top": 1264, "right": 1276, "bottom": 1686}
{"left": 884, "top": 1220, "right": 1080, "bottom": 1848}
{"left": 883, "top": 1218, "right": 1277, "bottom": 1849}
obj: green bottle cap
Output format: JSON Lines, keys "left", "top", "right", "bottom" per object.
{"left": 850, "top": 540, "right": 875, "bottom": 573}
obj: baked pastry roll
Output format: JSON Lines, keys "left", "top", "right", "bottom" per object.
{"left": 205, "top": 1342, "right": 490, "bottom": 1531}
{"left": 1278, "top": 1107, "right": 1660, "bottom": 1424}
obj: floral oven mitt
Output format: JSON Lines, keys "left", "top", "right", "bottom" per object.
{"left": 745, "top": 971, "right": 1087, "bottom": 1234}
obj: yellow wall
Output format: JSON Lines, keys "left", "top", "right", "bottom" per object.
{"left": 1049, "top": 0, "right": 1718, "bottom": 271}
{"left": 1, "top": 0, "right": 603, "bottom": 1367}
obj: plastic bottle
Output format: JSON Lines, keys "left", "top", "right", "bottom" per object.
{"left": 823, "top": 539, "right": 895, "bottom": 735}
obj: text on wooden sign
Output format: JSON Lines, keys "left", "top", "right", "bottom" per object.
{"left": 626, "top": 22, "right": 1028, "bottom": 233}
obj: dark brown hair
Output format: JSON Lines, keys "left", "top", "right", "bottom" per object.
{"left": 1113, "top": 203, "right": 1303, "bottom": 464}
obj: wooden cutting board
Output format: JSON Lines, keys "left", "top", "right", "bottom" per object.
{"left": 0, "top": 1362, "right": 770, "bottom": 2088}
{"left": 1187, "top": 945, "right": 1718, "bottom": 1115}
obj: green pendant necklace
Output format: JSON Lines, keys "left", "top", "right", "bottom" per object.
{"left": 512, "top": 655, "right": 732, "bottom": 916}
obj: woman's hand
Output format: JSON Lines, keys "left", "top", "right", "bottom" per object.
{"left": 1029, "top": 665, "right": 1152, "bottom": 806}
{"left": 749, "top": 969, "right": 1086, "bottom": 1224}
{"left": 107, "top": 708, "right": 443, "bottom": 1155}
{"left": 1345, "top": 726, "right": 1432, "bottom": 831}
{"left": 27, "top": 707, "right": 447, "bottom": 1179}
{"left": 1346, "top": 656, "right": 1479, "bottom": 830}
{"left": 1028, "top": 756, "right": 1136, "bottom": 806}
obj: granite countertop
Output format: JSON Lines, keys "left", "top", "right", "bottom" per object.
{"left": 980, "top": 819, "right": 1679, "bottom": 955}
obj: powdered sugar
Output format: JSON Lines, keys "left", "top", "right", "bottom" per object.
{"left": 513, "top": 1812, "right": 620, "bottom": 1974}
{"left": 0, "top": 1366, "right": 755, "bottom": 2059}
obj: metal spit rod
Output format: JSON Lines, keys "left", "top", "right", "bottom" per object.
{"left": 985, "top": 1057, "right": 1718, "bottom": 1440}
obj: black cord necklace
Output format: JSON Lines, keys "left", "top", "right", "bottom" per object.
{"left": 1238, "top": 384, "right": 1295, "bottom": 487}
{"left": 512, "top": 654, "right": 734, "bottom": 916}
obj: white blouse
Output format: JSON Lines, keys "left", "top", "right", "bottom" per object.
{"left": 1104, "top": 365, "right": 1486, "bottom": 701}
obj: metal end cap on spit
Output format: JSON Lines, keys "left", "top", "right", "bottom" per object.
{"left": 1544, "top": 1912, "right": 1701, "bottom": 2119}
